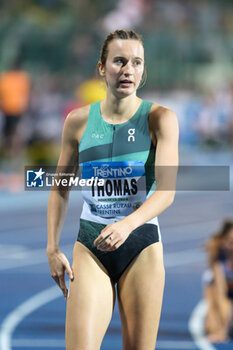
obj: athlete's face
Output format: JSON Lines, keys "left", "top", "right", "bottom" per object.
{"left": 99, "top": 39, "right": 144, "bottom": 97}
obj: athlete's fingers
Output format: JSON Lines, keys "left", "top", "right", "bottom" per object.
{"left": 58, "top": 274, "right": 68, "bottom": 299}
{"left": 107, "top": 239, "right": 123, "bottom": 251}
{"left": 114, "top": 241, "right": 122, "bottom": 249}
{"left": 94, "top": 231, "right": 110, "bottom": 245}
{"left": 109, "top": 237, "right": 122, "bottom": 250}
{"left": 100, "top": 225, "right": 110, "bottom": 234}
{"left": 52, "top": 275, "right": 60, "bottom": 285}
{"left": 108, "top": 239, "right": 121, "bottom": 251}
{"left": 51, "top": 274, "right": 67, "bottom": 298}
{"left": 97, "top": 241, "right": 110, "bottom": 250}
{"left": 96, "top": 233, "right": 114, "bottom": 249}
{"left": 100, "top": 241, "right": 120, "bottom": 251}
{"left": 94, "top": 227, "right": 112, "bottom": 246}
{"left": 94, "top": 235, "right": 104, "bottom": 246}
{"left": 98, "top": 236, "right": 119, "bottom": 251}
{"left": 51, "top": 266, "right": 68, "bottom": 299}
{"left": 96, "top": 238, "right": 110, "bottom": 249}
{"left": 63, "top": 257, "right": 74, "bottom": 280}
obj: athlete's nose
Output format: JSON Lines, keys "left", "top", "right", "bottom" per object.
{"left": 122, "top": 61, "right": 134, "bottom": 76}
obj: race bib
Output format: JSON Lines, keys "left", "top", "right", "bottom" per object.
{"left": 81, "top": 161, "right": 147, "bottom": 218}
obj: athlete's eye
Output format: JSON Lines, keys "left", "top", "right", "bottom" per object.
{"left": 114, "top": 58, "right": 124, "bottom": 65}
{"left": 134, "top": 60, "right": 142, "bottom": 66}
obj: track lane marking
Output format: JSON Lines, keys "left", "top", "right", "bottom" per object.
{"left": 0, "top": 247, "right": 205, "bottom": 350}
{"left": 0, "top": 286, "right": 61, "bottom": 350}
{"left": 189, "top": 299, "right": 216, "bottom": 350}
{"left": 10, "top": 338, "right": 197, "bottom": 348}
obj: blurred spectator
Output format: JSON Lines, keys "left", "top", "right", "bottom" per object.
{"left": 0, "top": 0, "right": 232, "bottom": 169}
{"left": 203, "top": 220, "right": 233, "bottom": 342}
{"left": 101, "top": 0, "right": 150, "bottom": 31}
{"left": 62, "top": 78, "right": 106, "bottom": 122}
{"left": 0, "top": 62, "right": 31, "bottom": 160}
{"left": 29, "top": 74, "right": 64, "bottom": 142}
{"left": 77, "top": 78, "right": 106, "bottom": 105}
{"left": 194, "top": 87, "right": 233, "bottom": 147}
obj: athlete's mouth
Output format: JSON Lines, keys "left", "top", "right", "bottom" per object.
{"left": 119, "top": 80, "right": 134, "bottom": 87}
{"left": 120, "top": 79, "right": 133, "bottom": 84}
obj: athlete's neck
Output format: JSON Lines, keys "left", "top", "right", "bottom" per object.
{"left": 101, "top": 94, "right": 142, "bottom": 124}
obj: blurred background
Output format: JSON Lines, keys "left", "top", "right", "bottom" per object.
{"left": 0, "top": 0, "right": 232, "bottom": 187}
{"left": 0, "top": 1, "right": 233, "bottom": 350}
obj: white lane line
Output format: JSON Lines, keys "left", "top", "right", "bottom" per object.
{"left": 0, "top": 245, "right": 27, "bottom": 256}
{"left": 188, "top": 299, "right": 216, "bottom": 350}
{"left": 0, "top": 285, "right": 61, "bottom": 350}
{"left": 0, "top": 190, "right": 82, "bottom": 212}
{"left": 11, "top": 338, "right": 65, "bottom": 347}
{"left": 165, "top": 249, "right": 204, "bottom": 267}
{"left": 0, "top": 244, "right": 74, "bottom": 270}
{"left": 10, "top": 338, "right": 197, "bottom": 348}
{"left": 0, "top": 245, "right": 206, "bottom": 350}
{"left": 0, "top": 220, "right": 77, "bottom": 235}
{"left": 157, "top": 340, "right": 197, "bottom": 349}
{"left": 0, "top": 247, "right": 204, "bottom": 350}
{"left": 12, "top": 338, "right": 64, "bottom": 347}
{"left": 162, "top": 220, "right": 220, "bottom": 244}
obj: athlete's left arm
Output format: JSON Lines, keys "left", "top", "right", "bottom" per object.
{"left": 94, "top": 108, "right": 179, "bottom": 251}
{"left": 125, "top": 107, "right": 179, "bottom": 228}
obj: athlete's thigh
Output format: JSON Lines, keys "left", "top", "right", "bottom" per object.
{"left": 66, "top": 242, "right": 116, "bottom": 350}
{"left": 117, "top": 242, "right": 165, "bottom": 350}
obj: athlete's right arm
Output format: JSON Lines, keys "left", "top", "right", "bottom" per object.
{"left": 46, "top": 106, "right": 89, "bottom": 299}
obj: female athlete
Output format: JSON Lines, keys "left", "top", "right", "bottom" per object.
{"left": 47, "top": 29, "right": 179, "bottom": 350}
{"left": 204, "top": 219, "right": 233, "bottom": 342}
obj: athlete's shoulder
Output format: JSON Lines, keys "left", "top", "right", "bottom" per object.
{"left": 149, "top": 102, "right": 177, "bottom": 120}
{"left": 65, "top": 104, "right": 91, "bottom": 128}
{"left": 62, "top": 104, "right": 91, "bottom": 143}
{"left": 149, "top": 102, "right": 178, "bottom": 128}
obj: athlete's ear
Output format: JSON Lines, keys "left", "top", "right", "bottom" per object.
{"left": 98, "top": 61, "right": 105, "bottom": 77}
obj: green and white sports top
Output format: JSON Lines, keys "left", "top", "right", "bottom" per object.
{"left": 78, "top": 99, "right": 159, "bottom": 227}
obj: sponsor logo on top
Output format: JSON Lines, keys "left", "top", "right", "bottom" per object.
{"left": 91, "top": 133, "right": 104, "bottom": 139}
{"left": 93, "top": 164, "right": 133, "bottom": 178}
{"left": 128, "top": 128, "right": 135, "bottom": 142}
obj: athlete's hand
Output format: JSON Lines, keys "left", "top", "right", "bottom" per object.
{"left": 47, "top": 249, "right": 74, "bottom": 300}
{"left": 94, "top": 219, "right": 135, "bottom": 251}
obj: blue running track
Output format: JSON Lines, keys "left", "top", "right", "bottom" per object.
{"left": 0, "top": 149, "right": 233, "bottom": 350}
